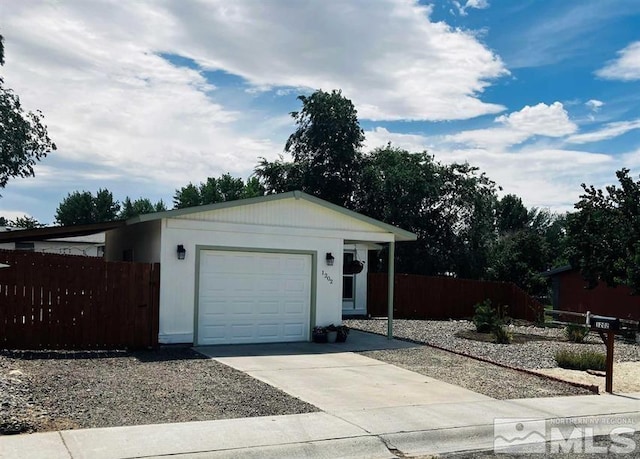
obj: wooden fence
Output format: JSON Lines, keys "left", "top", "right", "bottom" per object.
{"left": 368, "top": 273, "right": 543, "bottom": 322}
{"left": 0, "top": 250, "right": 159, "bottom": 350}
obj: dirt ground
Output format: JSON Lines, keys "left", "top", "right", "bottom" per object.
{"left": 536, "top": 361, "right": 640, "bottom": 394}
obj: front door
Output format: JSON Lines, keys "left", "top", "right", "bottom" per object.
{"left": 342, "top": 251, "right": 356, "bottom": 312}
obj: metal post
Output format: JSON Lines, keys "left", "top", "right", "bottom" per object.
{"left": 606, "top": 331, "right": 614, "bottom": 393}
{"left": 387, "top": 240, "right": 395, "bottom": 340}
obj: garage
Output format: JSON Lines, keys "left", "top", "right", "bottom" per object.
{"left": 196, "top": 249, "right": 312, "bottom": 345}
{"left": 104, "top": 191, "right": 416, "bottom": 344}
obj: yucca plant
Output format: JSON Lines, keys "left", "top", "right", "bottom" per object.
{"left": 493, "top": 325, "right": 513, "bottom": 344}
{"left": 565, "top": 323, "right": 590, "bottom": 343}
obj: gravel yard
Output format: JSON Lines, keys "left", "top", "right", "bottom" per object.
{"left": 0, "top": 347, "right": 317, "bottom": 435}
{"left": 361, "top": 346, "right": 594, "bottom": 399}
{"left": 345, "top": 319, "right": 640, "bottom": 369}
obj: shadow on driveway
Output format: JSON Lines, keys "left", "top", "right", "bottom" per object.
{"left": 195, "top": 330, "right": 419, "bottom": 358}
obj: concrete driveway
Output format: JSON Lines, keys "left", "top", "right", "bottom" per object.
{"left": 197, "top": 330, "right": 491, "bottom": 413}
{"left": 6, "top": 332, "right": 640, "bottom": 458}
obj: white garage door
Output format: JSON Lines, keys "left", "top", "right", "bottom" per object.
{"left": 197, "top": 250, "right": 312, "bottom": 345}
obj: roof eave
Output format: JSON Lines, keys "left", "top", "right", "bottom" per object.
{"left": 129, "top": 191, "right": 417, "bottom": 241}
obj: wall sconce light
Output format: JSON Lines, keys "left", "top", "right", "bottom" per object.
{"left": 325, "top": 252, "right": 335, "bottom": 266}
{"left": 177, "top": 244, "right": 186, "bottom": 260}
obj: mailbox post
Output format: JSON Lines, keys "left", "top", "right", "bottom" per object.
{"left": 589, "top": 315, "right": 620, "bottom": 393}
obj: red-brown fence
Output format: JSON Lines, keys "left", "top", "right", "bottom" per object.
{"left": 553, "top": 269, "right": 640, "bottom": 321}
{"left": 368, "top": 273, "right": 543, "bottom": 322}
{"left": 0, "top": 250, "right": 159, "bottom": 350}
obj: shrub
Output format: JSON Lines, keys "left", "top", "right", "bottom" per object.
{"left": 493, "top": 325, "right": 513, "bottom": 344}
{"left": 473, "top": 300, "right": 500, "bottom": 333}
{"left": 565, "top": 323, "right": 590, "bottom": 343}
{"left": 555, "top": 349, "right": 606, "bottom": 371}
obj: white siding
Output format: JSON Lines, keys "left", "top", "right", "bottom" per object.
{"left": 158, "top": 218, "right": 344, "bottom": 344}
{"left": 174, "top": 198, "right": 388, "bottom": 235}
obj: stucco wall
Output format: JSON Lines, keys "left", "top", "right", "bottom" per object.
{"left": 158, "top": 218, "right": 370, "bottom": 344}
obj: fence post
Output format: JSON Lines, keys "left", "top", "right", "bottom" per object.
{"left": 387, "top": 241, "right": 395, "bottom": 340}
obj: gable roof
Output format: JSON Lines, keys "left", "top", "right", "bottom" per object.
{"left": 129, "top": 191, "right": 417, "bottom": 241}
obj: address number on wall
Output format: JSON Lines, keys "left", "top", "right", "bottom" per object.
{"left": 321, "top": 270, "right": 334, "bottom": 285}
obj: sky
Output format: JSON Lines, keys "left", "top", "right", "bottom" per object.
{"left": 1, "top": 0, "right": 639, "bottom": 224}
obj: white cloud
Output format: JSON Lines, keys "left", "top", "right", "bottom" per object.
{"left": 585, "top": 99, "right": 604, "bottom": 111}
{"left": 454, "top": 0, "right": 490, "bottom": 16}
{"left": 434, "top": 146, "right": 616, "bottom": 211}
{"left": 0, "top": 0, "right": 509, "bottom": 218}
{"left": 364, "top": 127, "right": 434, "bottom": 153}
{"left": 1, "top": 1, "right": 282, "bottom": 195}
{"left": 621, "top": 149, "right": 640, "bottom": 169}
{"left": 371, "top": 132, "right": 617, "bottom": 211}
{"left": 366, "top": 124, "right": 616, "bottom": 211}
{"left": 596, "top": 41, "right": 640, "bottom": 81}
{"left": 446, "top": 102, "right": 577, "bottom": 148}
{"left": 160, "top": 0, "right": 508, "bottom": 121}
{"left": 566, "top": 119, "right": 640, "bottom": 144}
{"left": 0, "top": 210, "right": 35, "bottom": 222}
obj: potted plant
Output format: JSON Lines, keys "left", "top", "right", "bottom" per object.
{"left": 326, "top": 324, "right": 338, "bottom": 343}
{"left": 336, "top": 325, "right": 349, "bottom": 343}
{"left": 312, "top": 326, "right": 328, "bottom": 343}
{"left": 343, "top": 260, "right": 365, "bottom": 275}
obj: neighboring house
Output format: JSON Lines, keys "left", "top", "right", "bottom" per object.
{"left": 104, "top": 191, "right": 415, "bottom": 345}
{"left": 544, "top": 266, "right": 640, "bottom": 321}
{"left": 0, "top": 227, "right": 105, "bottom": 257}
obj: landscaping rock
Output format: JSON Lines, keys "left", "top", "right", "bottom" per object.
{"left": 346, "top": 319, "right": 640, "bottom": 369}
{"left": 0, "top": 347, "right": 317, "bottom": 434}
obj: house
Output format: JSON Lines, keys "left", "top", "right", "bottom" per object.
{"left": 544, "top": 265, "right": 640, "bottom": 321}
{"left": 0, "top": 192, "right": 415, "bottom": 346}
{"left": 0, "top": 227, "right": 105, "bottom": 257}
{"left": 103, "top": 191, "right": 416, "bottom": 345}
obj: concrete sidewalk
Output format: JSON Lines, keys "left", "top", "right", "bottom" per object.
{"left": 3, "top": 394, "right": 640, "bottom": 458}
{"left": 3, "top": 332, "right": 640, "bottom": 458}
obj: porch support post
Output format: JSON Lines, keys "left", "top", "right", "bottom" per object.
{"left": 387, "top": 240, "right": 395, "bottom": 340}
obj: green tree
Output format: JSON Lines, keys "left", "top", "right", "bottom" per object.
{"left": 489, "top": 195, "right": 567, "bottom": 294}
{"left": 119, "top": 197, "right": 166, "bottom": 219}
{"left": 214, "top": 173, "right": 245, "bottom": 202}
{"left": 93, "top": 189, "right": 120, "bottom": 223}
{"left": 10, "top": 215, "right": 44, "bottom": 228}
{"left": 0, "top": 34, "right": 55, "bottom": 190}
{"left": 354, "top": 145, "right": 498, "bottom": 277}
{"left": 545, "top": 212, "right": 569, "bottom": 267}
{"left": 257, "top": 89, "right": 364, "bottom": 207}
{"left": 495, "top": 194, "right": 529, "bottom": 235}
{"left": 567, "top": 168, "right": 640, "bottom": 291}
{"left": 173, "top": 183, "right": 201, "bottom": 209}
{"left": 488, "top": 229, "right": 550, "bottom": 295}
{"left": 55, "top": 189, "right": 120, "bottom": 225}
{"left": 255, "top": 156, "right": 303, "bottom": 194}
{"left": 242, "top": 177, "right": 265, "bottom": 199}
{"left": 173, "top": 174, "right": 263, "bottom": 209}
{"left": 440, "top": 163, "right": 497, "bottom": 279}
